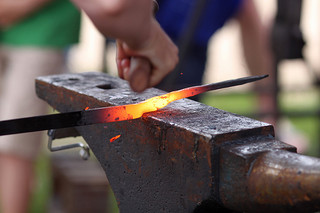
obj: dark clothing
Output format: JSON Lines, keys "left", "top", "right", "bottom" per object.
{"left": 156, "top": 0, "right": 243, "bottom": 92}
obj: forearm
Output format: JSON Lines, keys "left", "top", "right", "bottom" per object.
{"left": 0, "top": 0, "right": 51, "bottom": 27}
{"left": 71, "top": 0, "right": 154, "bottom": 49}
{"left": 237, "top": 0, "right": 277, "bottom": 120}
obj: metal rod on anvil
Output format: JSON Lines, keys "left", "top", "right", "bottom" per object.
{"left": 0, "top": 75, "right": 267, "bottom": 136}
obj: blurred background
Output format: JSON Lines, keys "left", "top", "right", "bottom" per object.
{"left": 29, "top": 0, "right": 320, "bottom": 212}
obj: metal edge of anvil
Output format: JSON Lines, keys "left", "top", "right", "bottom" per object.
{"left": 35, "top": 72, "right": 287, "bottom": 212}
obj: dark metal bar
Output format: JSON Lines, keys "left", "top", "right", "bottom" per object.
{"left": 0, "top": 111, "right": 82, "bottom": 135}
{"left": 189, "top": 74, "right": 268, "bottom": 93}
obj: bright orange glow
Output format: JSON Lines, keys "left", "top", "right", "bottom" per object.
{"left": 110, "top": 134, "right": 121, "bottom": 142}
{"left": 99, "top": 84, "right": 209, "bottom": 123}
{"left": 84, "top": 106, "right": 89, "bottom": 110}
{"left": 94, "top": 75, "right": 267, "bottom": 124}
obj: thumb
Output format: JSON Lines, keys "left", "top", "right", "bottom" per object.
{"left": 128, "top": 57, "right": 152, "bottom": 92}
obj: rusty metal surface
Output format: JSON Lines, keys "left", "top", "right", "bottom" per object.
{"left": 219, "top": 136, "right": 320, "bottom": 212}
{"left": 36, "top": 72, "right": 320, "bottom": 212}
{"left": 248, "top": 150, "right": 320, "bottom": 212}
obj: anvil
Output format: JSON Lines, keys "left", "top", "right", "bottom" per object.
{"left": 36, "top": 72, "right": 320, "bottom": 213}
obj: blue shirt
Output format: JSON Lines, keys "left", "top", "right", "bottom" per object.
{"left": 156, "top": 0, "right": 243, "bottom": 47}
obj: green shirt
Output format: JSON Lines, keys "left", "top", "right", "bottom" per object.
{"left": 0, "top": 0, "right": 80, "bottom": 48}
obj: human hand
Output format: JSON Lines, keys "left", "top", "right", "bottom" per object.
{"left": 117, "top": 55, "right": 151, "bottom": 93}
{"left": 70, "top": 0, "right": 178, "bottom": 91}
{"left": 117, "top": 19, "right": 179, "bottom": 92}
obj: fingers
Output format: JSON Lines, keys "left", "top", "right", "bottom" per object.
{"left": 117, "top": 43, "right": 151, "bottom": 92}
{"left": 116, "top": 40, "right": 128, "bottom": 79}
{"left": 118, "top": 58, "right": 130, "bottom": 80}
{"left": 116, "top": 20, "right": 179, "bottom": 92}
{"left": 128, "top": 57, "right": 151, "bottom": 92}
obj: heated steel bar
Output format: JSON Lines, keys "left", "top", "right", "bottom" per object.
{"left": 0, "top": 75, "right": 267, "bottom": 136}
{"left": 36, "top": 72, "right": 320, "bottom": 212}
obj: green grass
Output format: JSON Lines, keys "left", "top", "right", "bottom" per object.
{"left": 200, "top": 91, "right": 257, "bottom": 114}
{"left": 289, "top": 116, "right": 320, "bottom": 156}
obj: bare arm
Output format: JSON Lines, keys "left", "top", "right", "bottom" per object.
{"left": 236, "top": 0, "right": 276, "bottom": 122}
{"left": 71, "top": 0, "right": 154, "bottom": 48}
{"left": 236, "top": 0, "right": 274, "bottom": 85}
{"left": 71, "top": 0, "right": 179, "bottom": 91}
{"left": 0, "top": 0, "right": 51, "bottom": 28}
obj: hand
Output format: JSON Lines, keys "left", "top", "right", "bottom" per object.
{"left": 117, "top": 19, "right": 179, "bottom": 92}
{"left": 117, "top": 54, "right": 151, "bottom": 93}
{"left": 70, "top": 0, "right": 179, "bottom": 91}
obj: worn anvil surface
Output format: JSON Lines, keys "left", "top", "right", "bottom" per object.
{"left": 36, "top": 72, "right": 320, "bottom": 212}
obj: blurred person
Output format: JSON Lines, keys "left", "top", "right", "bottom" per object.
{"left": 155, "top": 0, "right": 276, "bottom": 124}
{"left": 0, "top": 0, "right": 80, "bottom": 212}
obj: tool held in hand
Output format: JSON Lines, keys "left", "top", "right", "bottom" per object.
{"left": 0, "top": 74, "right": 268, "bottom": 136}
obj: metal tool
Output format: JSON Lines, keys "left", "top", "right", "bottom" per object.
{"left": 47, "top": 128, "right": 90, "bottom": 160}
{"left": 0, "top": 75, "right": 267, "bottom": 136}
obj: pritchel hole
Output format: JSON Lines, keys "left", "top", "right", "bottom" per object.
{"left": 96, "top": 84, "right": 113, "bottom": 90}
{"left": 68, "top": 78, "right": 80, "bottom": 81}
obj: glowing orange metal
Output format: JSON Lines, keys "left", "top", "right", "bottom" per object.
{"left": 97, "top": 75, "right": 268, "bottom": 123}
{"left": 110, "top": 135, "right": 121, "bottom": 142}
